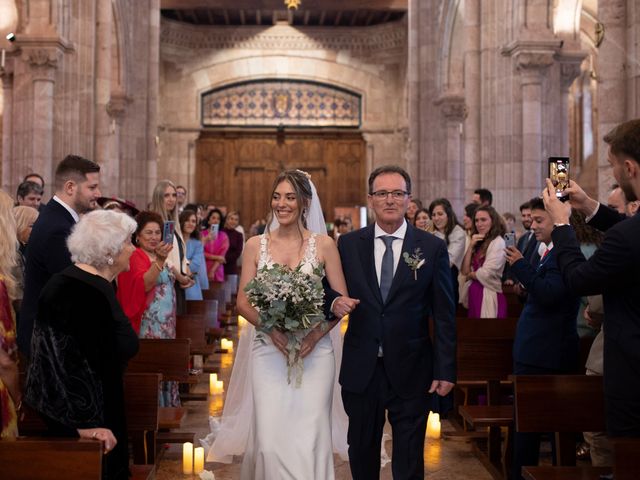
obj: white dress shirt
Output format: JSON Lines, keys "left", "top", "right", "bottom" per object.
{"left": 374, "top": 220, "right": 407, "bottom": 286}
{"left": 52, "top": 195, "right": 80, "bottom": 223}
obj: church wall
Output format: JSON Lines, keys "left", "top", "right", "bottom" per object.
{"left": 0, "top": 0, "right": 160, "bottom": 209}
{"left": 157, "top": 19, "right": 408, "bottom": 205}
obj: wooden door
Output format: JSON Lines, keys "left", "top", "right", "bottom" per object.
{"left": 195, "top": 130, "right": 365, "bottom": 230}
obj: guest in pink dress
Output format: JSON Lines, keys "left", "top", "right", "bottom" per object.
{"left": 202, "top": 208, "right": 229, "bottom": 284}
{"left": 461, "top": 206, "right": 508, "bottom": 318}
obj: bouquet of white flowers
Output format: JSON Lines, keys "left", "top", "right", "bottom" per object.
{"left": 245, "top": 263, "right": 326, "bottom": 387}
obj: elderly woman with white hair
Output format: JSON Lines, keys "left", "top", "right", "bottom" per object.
{"left": 24, "top": 210, "right": 139, "bottom": 480}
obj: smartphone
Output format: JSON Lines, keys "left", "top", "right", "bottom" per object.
{"left": 504, "top": 232, "right": 516, "bottom": 248}
{"left": 163, "top": 220, "right": 175, "bottom": 245}
{"left": 210, "top": 223, "right": 219, "bottom": 238}
{"left": 548, "top": 156, "right": 570, "bottom": 201}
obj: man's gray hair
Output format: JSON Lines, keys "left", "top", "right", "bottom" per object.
{"left": 67, "top": 210, "right": 136, "bottom": 269}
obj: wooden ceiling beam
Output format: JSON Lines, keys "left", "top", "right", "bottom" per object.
{"left": 161, "top": 0, "right": 407, "bottom": 11}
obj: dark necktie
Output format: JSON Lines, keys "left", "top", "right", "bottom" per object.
{"left": 379, "top": 235, "right": 396, "bottom": 302}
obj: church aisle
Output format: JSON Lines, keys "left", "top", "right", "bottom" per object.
{"left": 152, "top": 321, "right": 492, "bottom": 480}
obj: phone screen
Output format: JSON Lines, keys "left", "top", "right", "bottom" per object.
{"left": 504, "top": 232, "right": 516, "bottom": 248}
{"left": 548, "top": 156, "right": 570, "bottom": 200}
{"left": 210, "top": 223, "right": 219, "bottom": 238}
{"left": 163, "top": 221, "right": 175, "bottom": 244}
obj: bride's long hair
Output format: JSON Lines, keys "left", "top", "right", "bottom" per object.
{"left": 265, "top": 169, "right": 313, "bottom": 242}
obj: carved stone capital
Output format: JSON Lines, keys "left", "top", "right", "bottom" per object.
{"left": 23, "top": 47, "right": 63, "bottom": 81}
{"left": 502, "top": 39, "right": 560, "bottom": 77}
{"left": 106, "top": 93, "right": 132, "bottom": 121}
{"left": 557, "top": 50, "right": 588, "bottom": 89}
{"left": 434, "top": 93, "right": 468, "bottom": 122}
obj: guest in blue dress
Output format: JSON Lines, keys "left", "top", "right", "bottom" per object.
{"left": 180, "top": 209, "right": 209, "bottom": 300}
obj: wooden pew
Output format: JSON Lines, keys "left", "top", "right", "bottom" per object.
{"left": 0, "top": 438, "right": 103, "bottom": 479}
{"left": 127, "top": 339, "right": 196, "bottom": 444}
{"left": 124, "top": 372, "right": 161, "bottom": 465}
{"left": 514, "top": 375, "right": 610, "bottom": 480}
{"left": 128, "top": 339, "right": 191, "bottom": 382}
{"left": 176, "top": 313, "right": 213, "bottom": 356}
{"left": 454, "top": 317, "right": 518, "bottom": 479}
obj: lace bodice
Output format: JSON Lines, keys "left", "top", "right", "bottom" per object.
{"left": 258, "top": 233, "right": 321, "bottom": 274}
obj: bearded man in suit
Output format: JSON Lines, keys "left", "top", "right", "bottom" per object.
{"left": 18, "top": 155, "right": 101, "bottom": 356}
{"left": 329, "top": 165, "right": 456, "bottom": 479}
{"left": 543, "top": 118, "right": 640, "bottom": 438}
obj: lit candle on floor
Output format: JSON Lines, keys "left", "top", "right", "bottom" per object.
{"left": 214, "top": 380, "right": 224, "bottom": 395}
{"left": 182, "top": 442, "right": 193, "bottom": 474}
{"left": 221, "top": 338, "right": 234, "bottom": 351}
{"left": 209, "top": 373, "right": 218, "bottom": 395}
{"left": 426, "top": 411, "right": 441, "bottom": 439}
{"left": 194, "top": 446, "right": 205, "bottom": 473}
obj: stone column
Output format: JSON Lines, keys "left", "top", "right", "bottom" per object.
{"left": 557, "top": 50, "right": 587, "bottom": 155}
{"left": 406, "top": 0, "right": 421, "bottom": 188}
{"left": 23, "top": 46, "right": 63, "bottom": 188}
{"left": 1, "top": 68, "right": 13, "bottom": 191}
{"left": 597, "top": 0, "right": 627, "bottom": 198}
{"left": 106, "top": 92, "right": 131, "bottom": 196}
{"left": 504, "top": 41, "right": 558, "bottom": 200}
{"left": 94, "top": 0, "right": 113, "bottom": 192}
{"left": 463, "top": 0, "right": 481, "bottom": 203}
{"left": 435, "top": 93, "right": 468, "bottom": 215}
{"left": 147, "top": 0, "right": 160, "bottom": 196}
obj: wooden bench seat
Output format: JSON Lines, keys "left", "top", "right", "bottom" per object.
{"left": 0, "top": 438, "right": 103, "bottom": 479}
{"left": 459, "top": 405, "right": 514, "bottom": 428}
{"left": 522, "top": 466, "right": 610, "bottom": 480}
{"left": 158, "top": 407, "right": 186, "bottom": 430}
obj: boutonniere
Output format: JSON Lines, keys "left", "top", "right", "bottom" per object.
{"left": 403, "top": 248, "right": 426, "bottom": 280}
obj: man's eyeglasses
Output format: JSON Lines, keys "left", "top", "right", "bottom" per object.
{"left": 370, "top": 190, "right": 409, "bottom": 200}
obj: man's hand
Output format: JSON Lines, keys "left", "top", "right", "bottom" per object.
{"left": 563, "top": 180, "right": 598, "bottom": 216}
{"left": 505, "top": 245, "right": 523, "bottom": 266}
{"left": 542, "top": 178, "right": 572, "bottom": 224}
{"left": 429, "top": 380, "right": 455, "bottom": 396}
{"left": 331, "top": 296, "right": 360, "bottom": 319}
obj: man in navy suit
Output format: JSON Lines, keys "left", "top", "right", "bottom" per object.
{"left": 543, "top": 118, "right": 640, "bottom": 438}
{"left": 329, "top": 165, "right": 456, "bottom": 479}
{"left": 18, "top": 155, "right": 101, "bottom": 356}
{"left": 505, "top": 196, "right": 580, "bottom": 479}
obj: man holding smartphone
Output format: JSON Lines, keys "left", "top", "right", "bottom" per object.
{"left": 505, "top": 196, "right": 580, "bottom": 479}
{"left": 543, "top": 119, "right": 640, "bottom": 440}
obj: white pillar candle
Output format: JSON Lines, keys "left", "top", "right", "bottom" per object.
{"left": 209, "top": 373, "right": 218, "bottom": 395}
{"left": 426, "top": 411, "right": 441, "bottom": 439}
{"left": 194, "top": 446, "right": 205, "bottom": 473}
{"left": 182, "top": 442, "right": 193, "bottom": 474}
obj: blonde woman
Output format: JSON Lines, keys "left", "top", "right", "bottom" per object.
{"left": 12, "top": 206, "right": 39, "bottom": 313}
{"left": 149, "top": 180, "right": 194, "bottom": 314}
{"left": 0, "top": 190, "right": 19, "bottom": 438}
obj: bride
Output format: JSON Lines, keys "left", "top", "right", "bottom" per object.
{"left": 204, "top": 169, "right": 350, "bottom": 479}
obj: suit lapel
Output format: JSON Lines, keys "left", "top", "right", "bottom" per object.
{"left": 358, "top": 225, "right": 383, "bottom": 305}
{"left": 384, "top": 225, "right": 415, "bottom": 304}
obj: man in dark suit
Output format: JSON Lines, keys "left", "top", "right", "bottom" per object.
{"left": 543, "top": 118, "right": 640, "bottom": 438}
{"left": 18, "top": 155, "right": 101, "bottom": 356}
{"left": 329, "top": 165, "right": 456, "bottom": 479}
{"left": 505, "top": 196, "right": 580, "bottom": 479}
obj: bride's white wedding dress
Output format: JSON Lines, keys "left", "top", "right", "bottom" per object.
{"left": 240, "top": 233, "right": 336, "bottom": 479}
